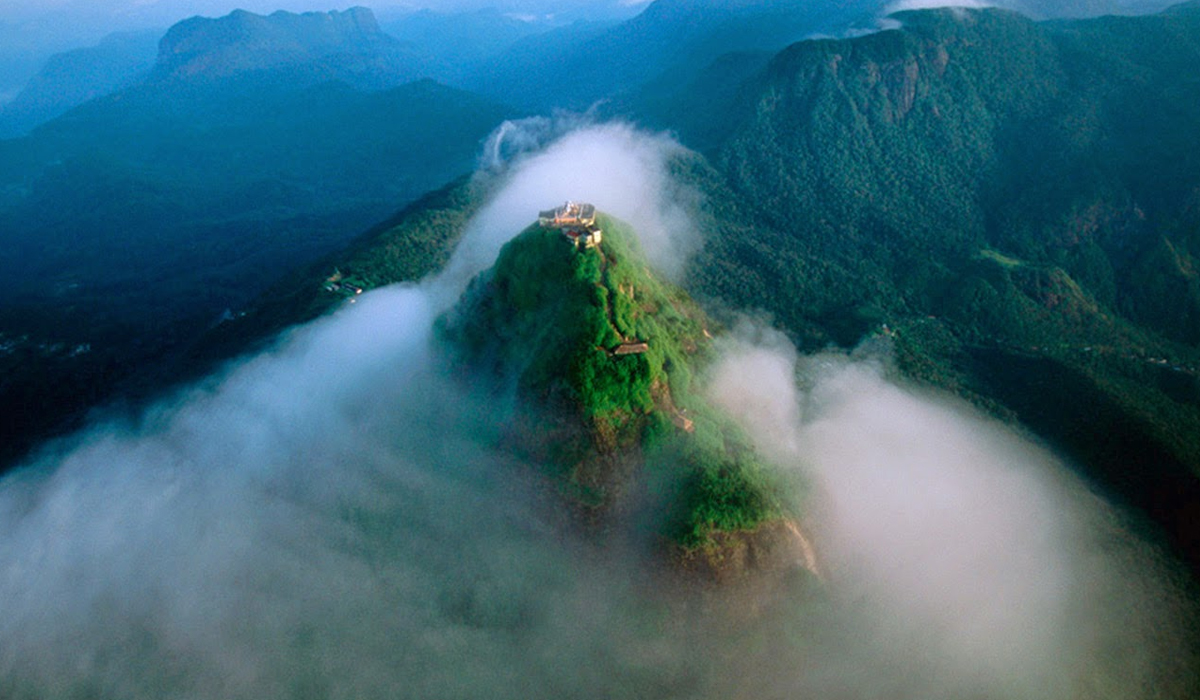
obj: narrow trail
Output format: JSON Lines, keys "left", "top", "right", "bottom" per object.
{"left": 595, "top": 247, "right": 627, "bottom": 343}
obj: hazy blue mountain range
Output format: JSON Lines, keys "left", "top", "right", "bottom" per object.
{"left": 0, "top": 0, "right": 1178, "bottom": 109}
{"left": 149, "top": 6, "right": 431, "bottom": 88}
{"left": 0, "top": 8, "right": 519, "bottom": 464}
{"left": 0, "top": 30, "right": 161, "bottom": 139}
{"left": 0, "top": 4, "right": 562, "bottom": 139}
{"left": 379, "top": 7, "right": 582, "bottom": 84}
{"left": 460, "top": 0, "right": 883, "bottom": 110}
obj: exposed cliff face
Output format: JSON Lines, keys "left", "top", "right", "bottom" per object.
{"left": 438, "top": 213, "right": 810, "bottom": 579}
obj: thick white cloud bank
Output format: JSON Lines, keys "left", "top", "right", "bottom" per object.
{"left": 0, "top": 124, "right": 1195, "bottom": 699}
{"left": 707, "top": 329, "right": 1197, "bottom": 698}
{"left": 451, "top": 119, "right": 700, "bottom": 289}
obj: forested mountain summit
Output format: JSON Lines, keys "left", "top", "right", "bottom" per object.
{"left": 436, "top": 211, "right": 813, "bottom": 578}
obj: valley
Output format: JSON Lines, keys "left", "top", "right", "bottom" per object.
{"left": 0, "top": 0, "right": 1198, "bottom": 697}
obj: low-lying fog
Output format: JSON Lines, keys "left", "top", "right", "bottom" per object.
{"left": 0, "top": 123, "right": 1194, "bottom": 699}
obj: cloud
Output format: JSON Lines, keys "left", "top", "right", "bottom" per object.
{"left": 885, "top": 0, "right": 993, "bottom": 12}
{"left": 0, "top": 121, "right": 711, "bottom": 698}
{"left": 446, "top": 120, "right": 702, "bottom": 290}
{"left": 0, "top": 123, "right": 1194, "bottom": 699}
{"left": 703, "top": 326, "right": 1198, "bottom": 699}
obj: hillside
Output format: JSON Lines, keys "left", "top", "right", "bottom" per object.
{"left": 0, "top": 30, "right": 159, "bottom": 138}
{"left": 0, "top": 10, "right": 517, "bottom": 470}
{"left": 0, "top": 77, "right": 510, "bottom": 325}
{"left": 184, "top": 177, "right": 485, "bottom": 369}
{"left": 686, "top": 5, "right": 1200, "bottom": 343}
{"left": 151, "top": 7, "right": 427, "bottom": 88}
{"left": 195, "top": 198, "right": 814, "bottom": 575}
{"left": 465, "top": 0, "right": 879, "bottom": 111}
{"left": 676, "top": 5, "right": 1200, "bottom": 569}
{"left": 437, "top": 212, "right": 805, "bottom": 574}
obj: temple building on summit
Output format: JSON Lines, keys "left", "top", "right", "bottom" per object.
{"left": 539, "top": 201, "right": 603, "bottom": 249}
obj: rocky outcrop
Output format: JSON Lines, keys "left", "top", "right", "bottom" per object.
{"left": 673, "top": 518, "right": 823, "bottom": 584}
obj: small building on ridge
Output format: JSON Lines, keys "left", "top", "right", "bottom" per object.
{"left": 539, "top": 201, "right": 603, "bottom": 249}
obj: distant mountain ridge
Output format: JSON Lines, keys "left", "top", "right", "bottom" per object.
{"left": 379, "top": 8, "right": 563, "bottom": 84}
{"left": 0, "top": 30, "right": 159, "bottom": 138}
{"left": 151, "top": 6, "right": 426, "bottom": 88}
{"left": 465, "top": 0, "right": 880, "bottom": 109}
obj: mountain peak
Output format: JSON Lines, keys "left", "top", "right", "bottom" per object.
{"left": 439, "top": 211, "right": 809, "bottom": 578}
{"left": 1165, "top": 0, "right": 1200, "bottom": 13}
{"left": 153, "top": 6, "right": 400, "bottom": 83}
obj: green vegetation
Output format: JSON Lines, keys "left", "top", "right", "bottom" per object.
{"left": 188, "top": 177, "right": 483, "bottom": 367}
{"left": 442, "top": 215, "right": 704, "bottom": 426}
{"left": 688, "top": 5, "right": 1200, "bottom": 351}
{"left": 0, "top": 72, "right": 512, "bottom": 471}
{"left": 656, "top": 408, "right": 783, "bottom": 549}
{"left": 676, "top": 4, "right": 1200, "bottom": 570}
{"left": 170, "top": 3, "right": 1200, "bottom": 570}
{"left": 439, "top": 214, "right": 785, "bottom": 553}
{"left": 13, "top": 1, "right": 1200, "bottom": 573}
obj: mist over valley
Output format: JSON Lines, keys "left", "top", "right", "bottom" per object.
{"left": 2, "top": 0, "right": 1200, "bottom": 696}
